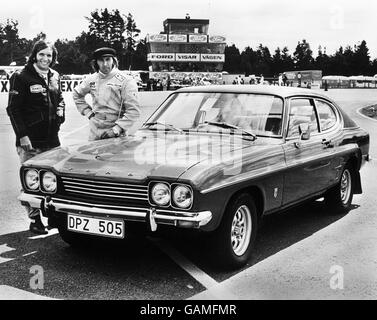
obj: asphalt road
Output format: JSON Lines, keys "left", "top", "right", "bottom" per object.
{"left": 0, "top": 88, "right": 376, "bottom": 300}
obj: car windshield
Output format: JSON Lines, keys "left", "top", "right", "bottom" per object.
{"left": 145, "top": 92, "right": 284, "bottom": 137}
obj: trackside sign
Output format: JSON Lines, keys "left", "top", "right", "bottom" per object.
{"left": 147, "top": 34, "right": 168, "bottom": 42}
{"left": 147, "top": 53, "right": 225, "bottom": 62}
{"left": 0, "top": 80, "right": 84, "bottom": 93}
{"left": 200, "top": 54, "right": 225, "bottom": 62}
{"left": 60, "top": 80, "right": 83, "bottom": 92}
{"left": 1, "top": 80, "right": 9, "bottom": 93}
{"left": 168, "top": 34, "right": 187, "bottom": 43}
{"left": 176, "top": 53, "right": 200, "bottom": 62}
{"left": 209, "top": 36, "right": 226, "bottom": 43}
{"left": 147, "top": 53, "right": 175, "bottom": 62}
{"left": 188, "top": 34, "right": 208, "bottom": 43}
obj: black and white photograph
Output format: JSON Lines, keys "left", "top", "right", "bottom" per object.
{"left": 0, "top": 0, "right": 376, "bottom": 305}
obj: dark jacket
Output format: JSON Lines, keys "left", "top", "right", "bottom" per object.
{"left": 6, "top": 64, "right": 65, "bottom": 149}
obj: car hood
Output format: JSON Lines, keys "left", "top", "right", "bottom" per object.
{"left": 24, "top": 131, "right": 259, "bottom": 182}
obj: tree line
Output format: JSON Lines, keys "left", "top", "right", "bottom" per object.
{"left": 0, "top": 9, "right": 147, "bottom": 74}
{"left": 1, "top": 9, "right": 376, "bottom": 77}
{"left": 225, "top": 39, "right": 377, "bottom": 77}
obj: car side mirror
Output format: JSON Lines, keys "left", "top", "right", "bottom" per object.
{"left": 299, "top": 123, "right": 310, "bottom": 140}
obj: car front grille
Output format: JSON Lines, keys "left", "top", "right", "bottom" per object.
{"left": 61, "top": 177, "right": 149, "bottom": 203}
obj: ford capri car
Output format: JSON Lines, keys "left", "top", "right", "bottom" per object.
{"left": 18, "top": 85, "right": 369, "bottom": 268}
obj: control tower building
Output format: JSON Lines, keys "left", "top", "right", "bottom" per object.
{"left": 146, "top": 15, "right": 226, "bottom": 84}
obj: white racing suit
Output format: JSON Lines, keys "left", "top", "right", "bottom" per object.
{"left": 73, "top": 68, "right": 141, "bottom": 140}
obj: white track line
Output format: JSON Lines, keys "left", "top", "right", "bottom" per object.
{"left": 0, "top": 285, "right": 58, "bottom": 300}
{"left": 149, "top": 237, "right": 238, "bottom": 299}
{"left": 0, "top": 244, "right": 16, "bottom": 264}
{"left": 150, "top": 237, "right": 218, "bottom": 288}
{"left": 22, "top": 251, "right": 37, "bottom": 257}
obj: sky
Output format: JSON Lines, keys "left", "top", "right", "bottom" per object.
{"left": 1, "top": 0, "right": 377, "bottom": 59}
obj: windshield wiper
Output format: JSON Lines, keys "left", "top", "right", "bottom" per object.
{"left": 202, "top": 121, "right": 257, "bottom": 140}
{"left": 143, "top": 121, "right": 184, "bottom": 134}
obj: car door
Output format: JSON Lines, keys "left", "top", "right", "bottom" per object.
{"left": 282, "top": 97, "right": 334, "bottom": 205}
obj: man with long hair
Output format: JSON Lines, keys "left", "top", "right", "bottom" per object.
{"left": 7, "top": 39, "right": 65, "bottom": 234}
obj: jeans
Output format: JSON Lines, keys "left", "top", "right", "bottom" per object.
{"left": 16, "top": 146, "right": 49, "bottom": 219}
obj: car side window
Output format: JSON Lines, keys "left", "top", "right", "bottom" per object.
{"left": 315, "top": 100, "right": 337, "bottom": 131}
{"left": 287, "top": 98, "right": 319, "bottom": 138}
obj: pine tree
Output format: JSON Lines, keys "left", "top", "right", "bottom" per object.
{"left": 85, "top": 9, "right": 127, "bottom": 68}
{"left": 315, "top": 46, "right": 331, "bottom": 75}
{"left": 293, "top": 39, "right": 314, "bottom": 70}
{"left": 354, "top": 40, "right": 371, "bottom": 75}
{"left": 240, "top": 46, "right": 257, "bottom": 76}
{"left": 0, "top": 19, "right": 21, "bottom": 65}
{"left": 124, "top": 13, "right": 141, "bottom": 69}
{"left": 255, "top": 44, "right": 272, "bottom": 76}
{"left": 223, "top": 44, "right": 241, "bottom": 73}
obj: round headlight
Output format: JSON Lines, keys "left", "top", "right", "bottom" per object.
{"left": 173, "top": 185, "right": 193, "bottom": 209}
{"left": 151, "top": 183, "right": 170, "bottom": 206}
{"left": 25, "top": 169, "right": 39, "bottom": 190}
{"left": 42, "top": 171, "right": 57, "bottom": 193}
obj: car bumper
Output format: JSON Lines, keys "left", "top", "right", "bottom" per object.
{"left": 18, "top": 192, "right": 212, "bottom": 230}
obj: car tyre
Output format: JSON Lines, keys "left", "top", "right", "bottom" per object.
{"left": 210, "top": 193, "right": 258, "bottom": 269}
{"left": 325, "top": 164, "right": 354, "bottom": 214}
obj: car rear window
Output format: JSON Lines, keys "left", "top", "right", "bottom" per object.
{"left": 315, "top": 100, "right": 337, "bottom": 131}
{"left": 287, "top": 98, "right": 319, "bottom": 137}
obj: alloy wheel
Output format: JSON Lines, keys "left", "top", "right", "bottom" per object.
{"left": 340, "top": 169, "right": 352, "bottom": 205}
{"left": 231, "top": 205, "right": 252, "bottom": 256}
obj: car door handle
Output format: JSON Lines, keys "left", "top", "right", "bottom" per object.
{"left": 322, "top": 139, "right": 334, "bottom": 148}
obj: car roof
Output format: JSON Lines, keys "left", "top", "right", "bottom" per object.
{"left": 175, "top": 84, "right": 332, "bottom": 100}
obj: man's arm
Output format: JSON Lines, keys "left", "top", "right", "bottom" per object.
{"left": 115, "top": 77, "right": 141, "bottom": 133}
{"left": 6, "top": 72, "right": 29, "bottom": 139}
{"left": 72, "top": 77, "right": 94, "bottom": 119}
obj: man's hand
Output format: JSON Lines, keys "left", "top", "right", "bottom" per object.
{"left": 57, "top": 107, "right": 65, "bottom": 124}
{"left": 100, "top": 125, "right": 123, "bottom": 139}
{"left": 20, "top": 136, "right": 33, "bottom": 151}
{"left": 56, "top": 107, "right": 64, "bottom": 117}
{"left": 100, "top": 128, "right": 117, "bottom": 139}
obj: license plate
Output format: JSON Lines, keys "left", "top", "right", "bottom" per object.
{"left": 67, "top": 214, "right": 125, "bottom": 239}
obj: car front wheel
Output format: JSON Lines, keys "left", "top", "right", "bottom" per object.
{"left": 325, "top": 165, "right": 354, "bottom": 214}
{"left": 210, "top": 193, "right": 258, "bottom": 269}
